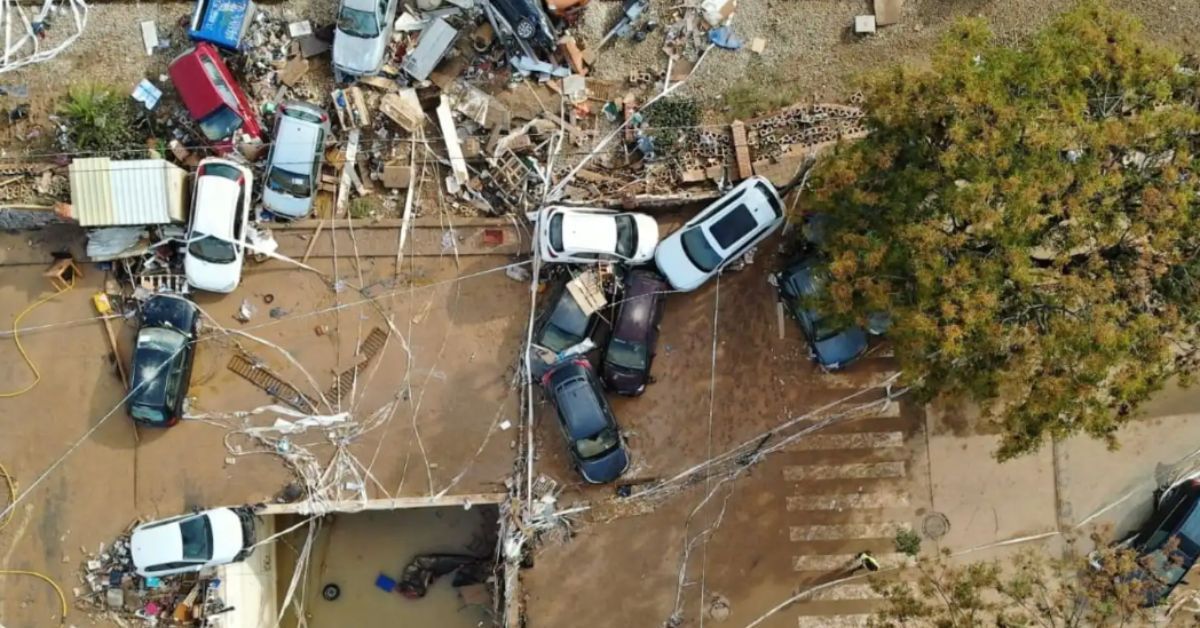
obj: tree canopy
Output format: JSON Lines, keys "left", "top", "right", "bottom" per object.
{"left": 806, "top": 1, "right": 1200, "bottom": 459}
{"left": 869, "top": 546, "right": 1158, "bottom": 627}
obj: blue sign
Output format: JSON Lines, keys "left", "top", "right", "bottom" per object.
{"left": 187, "top": 0, "right": 256, "bottom": 50}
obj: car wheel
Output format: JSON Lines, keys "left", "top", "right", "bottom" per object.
{"left": 516, "top": 19, "right": 535, "bottom": 39}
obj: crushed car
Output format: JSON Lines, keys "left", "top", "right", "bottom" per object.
{"left": 542, "top": 360, "right": 630, "bottom": 483}
{"left": 127, "top": 295, "right": 201, "bottom": 427}
{"left": 655, "top": 176, "right": 784, "bottom": 291}
{"left": 131, "top": 506, "right": 257, "bottom": 577}
{"left": 168, "top": 43, "right": 262, "bottom": 149}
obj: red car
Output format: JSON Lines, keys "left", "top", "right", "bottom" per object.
{"left": 168, "top": 43, "right": 262, "bottom": 149}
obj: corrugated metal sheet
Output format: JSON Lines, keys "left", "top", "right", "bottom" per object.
{"left": 69, "top": 158, "right": 188, "bottom": 227}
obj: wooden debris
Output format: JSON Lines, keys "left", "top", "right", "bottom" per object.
{"left": 730, "top": 120, "right": 753, "bottom": 180}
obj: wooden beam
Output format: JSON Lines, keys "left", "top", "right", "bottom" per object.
{"left": 257, "top": 492, "right": 508, "bottom": 515}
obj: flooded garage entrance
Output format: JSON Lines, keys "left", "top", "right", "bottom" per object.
{"left": 274, "top": 505, "right": 500, "bottom": 628}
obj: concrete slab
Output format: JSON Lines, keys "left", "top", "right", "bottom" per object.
{"left": 925, "top": 403, "right": 1058, "bottom": 552}
{"left": 1060, "top": 409, "right": 1200, "bottom": 539}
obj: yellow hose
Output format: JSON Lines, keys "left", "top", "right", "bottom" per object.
{"left": 0, "top": 275, "right": 75, "bottom": 398}
{"left": 0, "top": 570, "right": 68, "bottom": 623}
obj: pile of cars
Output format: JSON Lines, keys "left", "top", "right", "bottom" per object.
{"left": 532, "top": 176, "right": 786, "bottom": 484}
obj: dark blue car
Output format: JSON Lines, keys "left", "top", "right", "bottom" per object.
{"left": 541, "top": 360, "right": 629, "bottom": 484}
{"left": 127, "top": 295, "right": 201, "bottom": 427}
{"left": 1115, "top": 479, "right": 1200, "bottom": 606}
{"left": 776, "top": 257, "right": 868, "bottom": 370}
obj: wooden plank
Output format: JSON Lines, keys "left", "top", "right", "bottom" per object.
{"left": 730, "top": 120, "right": 753, "bottom": 180}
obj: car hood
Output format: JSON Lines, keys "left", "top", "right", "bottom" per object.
{"left": 262, "top": 184, "right": 313, "bottom": 219}
{"left": 185, "top": 253, "right": 241, "bottom": 294}
{"left": 631, "top": 214, "right": 660, "bottom": 262}
{"left": 131, "top": 523, "right": 183, "bottom": 573}
{"left": 812, "top": 326, "right": 869, "bottom": 370}
{"left": 333, "top": 30, "right": 386, "bottom": 75}
{"left": 602, "top": 363, "right": 645, "bottom": 396}
{"left": 207, "top": 508, "right": 248, "bottom": 564}
{"left": 578, "top": 446, "right": 629, "bottom": 484}
{"left": 654, "top": 231, "right": 708, "bottom": 292}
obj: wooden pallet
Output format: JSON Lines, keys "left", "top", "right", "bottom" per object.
{"left": 227, "top": 355, "right": 316, "bottom": 413}
{"left": 324, "top": 327, "right": 390, "bottom": 404}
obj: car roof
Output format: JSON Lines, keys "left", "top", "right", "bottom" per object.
{"left": 169, "top": 43, "right": 227, "bottom": 117}
{"left": 192, "top": 175, "right": 241, "bottom": 238}
{"left": 273, "top": 115, "right": 321, "bottom": 173}
{"left": 557, "top": 211, "right": 617, "bottom": 253}
{"left": 550, "top": 364, "right": 611, "bottom": 437}
{"left": 613, "top": 272, "right": 665, "bottom": 340}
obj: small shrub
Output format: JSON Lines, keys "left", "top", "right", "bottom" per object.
{"left": 349, "top": 197, "right": 374, "bottom": 219}
{"left": 60, "top": 85, "right": 137, "bottom": 153}
{"left": 895, "top": 528, "right": 922, "bottom": 557}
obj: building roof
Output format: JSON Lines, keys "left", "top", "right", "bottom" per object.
{"left": 68, "top": 158, "right": 187, "bottom": 226}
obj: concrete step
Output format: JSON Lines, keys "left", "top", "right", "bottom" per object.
{"left": 789, "top": 522, "right": 908, "bottom": 542}
{"left": 784, "top": 461, "right": 906, "bottom": 482}
{"left": 792, "top": 552, "right": 908, "bottom": 572}
{"left": 786, "top": 492, "right": 910, "bottom": 512}
{"left": 784, "top": 431, "right": 905, "bottom": 451}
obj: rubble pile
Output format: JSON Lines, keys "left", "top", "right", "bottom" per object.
{"left": 76, "top": 530, "right": 233, "bottom": 626}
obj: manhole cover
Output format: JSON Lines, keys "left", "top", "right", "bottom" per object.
{"left": 923, "top": 512, "right": 950, "bottom": 540}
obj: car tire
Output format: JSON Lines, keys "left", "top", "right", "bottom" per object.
{"left": 323, "top": 584, "right": 341, "bottom": 601}
{"left": 516, "top": 19, "right": 535, "bottom": 39}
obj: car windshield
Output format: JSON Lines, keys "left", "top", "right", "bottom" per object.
{"left": 130, "top": 403, "right": 167, "bottom": 424}
{"left": 575, "top": 427, "right": 619, "bottom": 459}
{"left": 1141, "top": 548, "right": 1189, "bottom": 586}
{"left": 710, "top": 205, "right": 757, "bottom": 249}
{"left": 178, "top": 516, "right": 214, "bottom": 560}
{"left": 681, "top": 227, "right": 722, "bottom": 272}
{"left": 338, "top": 5, "right": 379, "bottom": 37}
{"left": 615, "top": 215, "right": 636, "bottom": 258}
{"left": 198, "top": 105, "right": 243, "bottom": 141}
{"left": 540, "top": 294, "right": 588, "bottom": 352}
{"left": 607, "top": 337, "right": 647, "bottom": 370}
{"left": 189, "top": 234, "right": 236, "bottom": 264}
{"left": 285, "top": 107, "right": 324, "bottom": 124}
{"left": 267, "top": 167, "right": 312, "bottom": 198}
{"left": 548, "top": 213, "right": 564, "bottom": 252}
{"left": 202, "top": 162, "right": 242, "bottom": 181}
{"left": 793, "top": 302, "right": 841, "bottom": 342}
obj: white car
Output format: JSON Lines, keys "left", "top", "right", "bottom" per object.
{"left": 262, "top": 101, "right": 329, "bottom": 219}
{"left": 184, "top": 158, "right": 252, "bottom": 294}
{"left": 333, "top": 0, "right": 398, "bottom": 78}
{"left": 538, "top": 206, "right": 660, "bottom": 264}
{"left": 130, "top": 507, "right": 256, "bottom": 577}
{"left": 654, "top": 176, "right": 784, "bottom": 291}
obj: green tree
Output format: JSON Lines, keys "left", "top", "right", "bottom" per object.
{"left": 869, "top": 545, "right": 1157, "bottom": 627}
{"left": 806, "top": 1, "right": 1200, "bottom": 459}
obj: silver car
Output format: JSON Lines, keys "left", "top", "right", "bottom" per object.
{"left": 654, "top": 176, "right": 784, "bottom": 291}
{"left": 333, "top": 0, "right": 398, "bottom": 78}
{"left": 262, "top": 102, "right": 329, "bottom": 219}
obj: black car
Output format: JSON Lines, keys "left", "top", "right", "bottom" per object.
{"left": 532, "top": 281, "right": 604, "bottom": 375}
{"left": 541, "top": 360, "right": 630, "bottom": 484}
{"left": 127, "top": 295, "right": 201, "bottom": 427}
{"left": 1114, "top": 479, "right": 1200, "bottom": 606}
{"left": 483, "top": 0, "right": 558, "bottom": 56}
{"left": 775, "top": 256, "right": 869, "bottom": 371}
{"left": 603, "top": 270, "right": 668, "bottom": 396}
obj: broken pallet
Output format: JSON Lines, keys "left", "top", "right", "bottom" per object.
{"left": 227, "top": 355, "right": 317, "bottom": 413}
{"left": 324, "top": 327, "right": 390, "bottom": 404}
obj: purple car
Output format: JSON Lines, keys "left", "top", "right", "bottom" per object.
{"left": 602, "top": 270, "right": 669, "bottom": 395}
